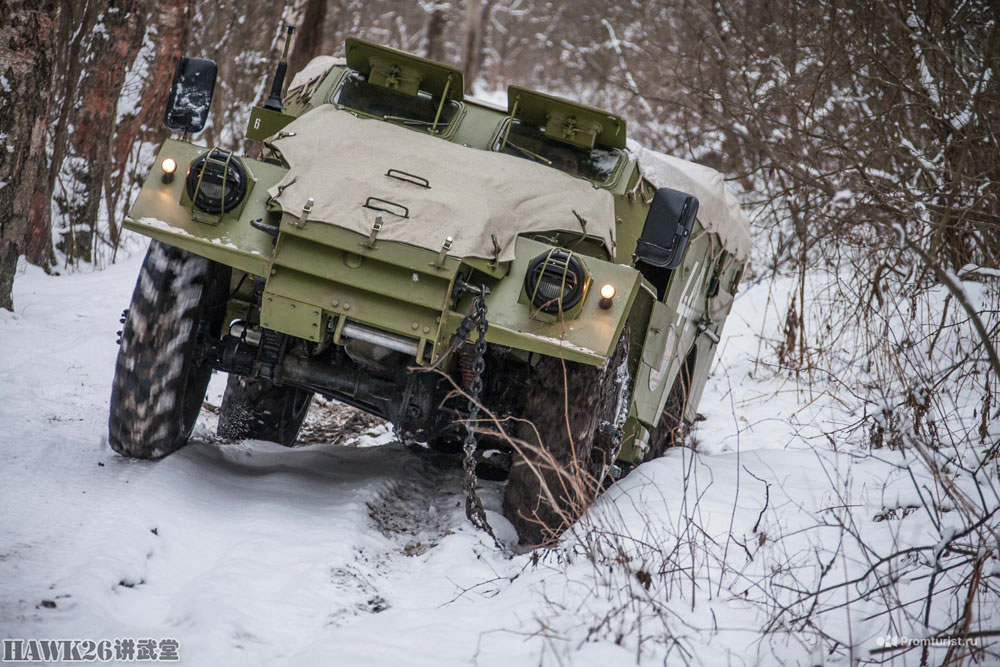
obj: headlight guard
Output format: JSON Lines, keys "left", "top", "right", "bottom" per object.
{"left": 185, "top": 148, "right": 248, "bottom": 215}
{"left": 524, "top": 249, "right": 588, "bottom": 315}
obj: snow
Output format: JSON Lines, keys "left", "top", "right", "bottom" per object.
{"left": 116, "top": 29, "right": 156, "bottom": 125}
{"left": 468, "top": 88, "right": 507, "bottom": 110}
{"left": 0, "top": 246, "right": 994, "bottom": 664}
{"left": 832, "top": 188, "right": 854, "bottom": 207}
{"left": 527, "top": 333, "right": 599, "bottom": 357}
{"left": 138, "top": 217, "right": 245, "bottom": 253}
{"left": 958, "top": 264, "right": 1000, "bottom": 279}
{"left": 601, "top": 19, "right": 655, "bottom": 119}
{"left": 287, "top": 56, "right": 344, "bottom": 93}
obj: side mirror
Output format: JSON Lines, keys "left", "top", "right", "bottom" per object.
{"left": 633, "top": 187, "right": 699, "bottom": 270}
{"left": 163, "top": 57, "right": 218, "bottom": 133}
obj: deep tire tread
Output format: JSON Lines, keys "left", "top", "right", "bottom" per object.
{"left": 502, "top": 330, "right": 630, "bottom": 545}
{"left": 108, "top": 241, "right": 228, "bottom": 459}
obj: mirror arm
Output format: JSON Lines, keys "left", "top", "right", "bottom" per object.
{"left": 499, "top": 98, "right": 519, "bottom": 152}
{"left": 431, "top": 74, "right": 451, "bottom": 134}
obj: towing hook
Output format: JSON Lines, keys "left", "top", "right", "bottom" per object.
{"left": 453, "top": 277, "right": 491, "bottom": 299}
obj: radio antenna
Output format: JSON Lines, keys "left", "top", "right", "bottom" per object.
{"left": 263, "top": 24, "right": 295, "bottom": 111}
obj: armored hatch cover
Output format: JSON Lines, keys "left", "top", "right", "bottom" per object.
{"left": 507, "top": 85, "right": 626, "bottom": 150}
{"left": 345, "top": 37, "right": 464, "bottom": 101}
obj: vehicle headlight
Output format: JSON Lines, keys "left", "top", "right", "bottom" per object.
{"left": 185, "top": 149, "right": 248, "bottom": 214}
{"left": 160, "top": 157, "right": 177, "bottom": 184}
{"left": 524, "top": 249, "right": 587, "bottom": 314}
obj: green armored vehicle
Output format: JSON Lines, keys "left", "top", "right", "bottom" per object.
{"left": 109, "top": 36, "right": 750, "bottom": 544}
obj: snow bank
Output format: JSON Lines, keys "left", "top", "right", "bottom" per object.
{"left": 1, "top": 246, "right": 994, "bottom": 665}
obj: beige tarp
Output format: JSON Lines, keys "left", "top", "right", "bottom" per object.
{"left": 267, "top": 107, "right": 615, "bottom": 263}
{"left": 629, "top": 141, "right": 751, "bottom": 261}
{"left": 287, "top": 56, "right": 344, "bottom": 93}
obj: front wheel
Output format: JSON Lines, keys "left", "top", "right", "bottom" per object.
{"left": 108, "top": 241, "right": 230, "bottom": 458}
{"left": 502, "top": 329, "right": 630, "bottom": 546}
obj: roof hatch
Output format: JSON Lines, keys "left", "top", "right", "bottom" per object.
{"left": 506, "top": 85, "right": 626, "bottom": 149}
{"left": 345, "top": 38, "right": 464, "bottom": 102}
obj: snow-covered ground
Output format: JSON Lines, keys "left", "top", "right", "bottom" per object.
{"left": 0, "top": 246, "right": 993, "bottom": 665}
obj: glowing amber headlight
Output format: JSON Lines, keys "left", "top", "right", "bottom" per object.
{"left": 599, "top": 283, "right": 616, "bottom": 309}
{"left": 160, "top": 158, "right": 177, "bottom": 184}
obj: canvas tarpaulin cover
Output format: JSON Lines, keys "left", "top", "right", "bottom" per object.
{"left": 267, "top": 107, "right": 615, "bottom": 263}
{"left": 628, "top": 140, "right": 751, "bottom": 261}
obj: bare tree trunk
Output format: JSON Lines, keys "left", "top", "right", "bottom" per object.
{"left": 59, "top": 0, "right": 146, "bottom": 264}
{"left": 190, "top": 1, "right": 290, "bottom": 149}
{"left": 461, "top": 0, "right": 494, "bottom": 92}
{"left": 425, "top": 5, "right": 447, "bottom": 62}
{"left": 117, "top": 0, "right": 193, "bottom": 163}
{"left": 288, "top": 0, "right": 328, "bottom": 84}
{"left": 47, "top": 1, "right": 95, "bottom": 218}
{"left": 108, "top": 0, "right": 192, "bottom": 256}
{"left": 0, "top": 0, "right": 60, "bottom": 310}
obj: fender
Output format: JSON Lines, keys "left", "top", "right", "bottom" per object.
{"left": 444, "top": 236, "right": 644, "bottom": 366}
{"left": 123, "top": 139, "right": 284, "bottom": 277}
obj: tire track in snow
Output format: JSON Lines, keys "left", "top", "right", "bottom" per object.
{"left": 35, "top": 423, "right": 476, "bottom": 657}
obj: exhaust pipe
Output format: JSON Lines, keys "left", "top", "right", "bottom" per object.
{"left": 341, "top": 322, "right": 420, "bottom": 357}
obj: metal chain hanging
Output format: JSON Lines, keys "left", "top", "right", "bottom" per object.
{"left": 461, "top": 289, "right": 499, "bottom": 544}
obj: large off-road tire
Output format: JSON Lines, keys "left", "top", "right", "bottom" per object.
{"left": 644, "top": 353, "right": 694, "bottom": 461}
{"left": 503, "top": 329, "right": 630, "bottom": 545}
{"left": 216, "top": 375, "right": 313, "bottom": 446}
{"left": 109, "top": 241, "right": 230, "bottom": 458}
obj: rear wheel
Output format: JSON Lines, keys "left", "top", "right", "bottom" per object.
{"left": 217, "top": 375, "right": 313, "bottom": 446}
{"left": 502, "top": 329, "right": 630, "bottom": 545}
{"left": 108, "top": 241, "right": 230, "bottom": 458}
